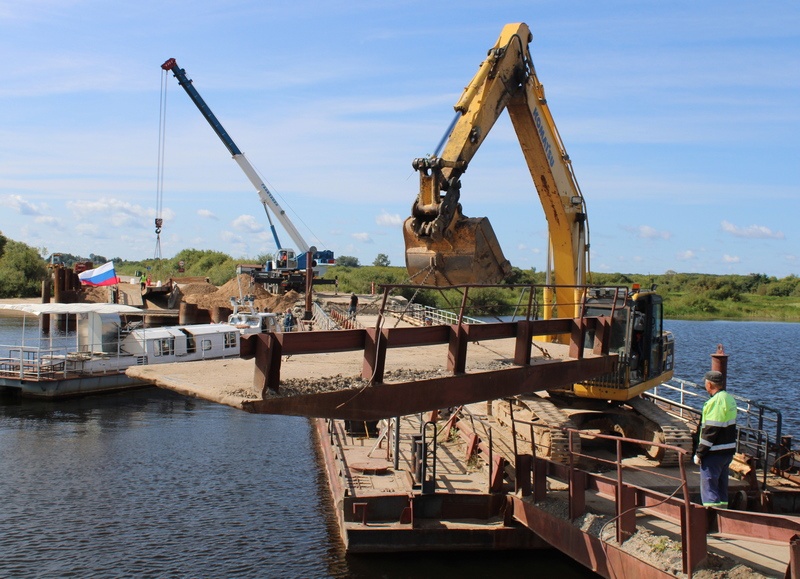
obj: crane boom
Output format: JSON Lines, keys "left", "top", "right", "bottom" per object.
{"left": 161, "top": 58, "right": 311, "bottom": 254}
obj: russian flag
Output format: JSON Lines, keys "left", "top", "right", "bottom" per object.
{"left": 78, "top": 261, "right": 120, "bottom": 287}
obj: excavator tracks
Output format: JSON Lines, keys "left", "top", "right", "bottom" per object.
{"left": 493, "top": 394, "right": 694, "bottom": 467}
{"left": 508, "top": 395, "right": 581, "bottom": 463}
{"left": 627, "top": 396, "right": 695, "bottom": 467}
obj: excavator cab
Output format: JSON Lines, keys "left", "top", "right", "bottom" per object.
{"left": 577, "top": 285, "right": 674, "bottom": 401}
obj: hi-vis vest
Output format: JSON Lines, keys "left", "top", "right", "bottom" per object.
{"left": 697, "top": 390, "right": 738, "bottom": 458}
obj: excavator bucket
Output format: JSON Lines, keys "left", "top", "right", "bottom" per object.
{"left": 403, "top": 216, "right": 512, "bottom": 286}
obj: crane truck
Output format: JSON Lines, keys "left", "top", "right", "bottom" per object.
{"left": 404, "top": 23, "right": 691, "bottom": 464}
{"left": 161, "top": 58, "right": 335, "bottom": 294}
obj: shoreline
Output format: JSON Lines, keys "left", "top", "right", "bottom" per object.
{"left": 1, "top": 297, "right": 797, "bottom": 324}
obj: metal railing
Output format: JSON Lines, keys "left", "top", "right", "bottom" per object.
{"left": 646, "top": 378, "right": 784, "bottom": 467}
{"left": 376, "top": 282, "right": 623, "bottom": 326}
{"left": 303, "top": 302, "right": 342, "bottom": 331}
{"left": 384, "top": 302, "right": 484, "bottom": 326}
{"left": 0, "top": 346, "right": 71, "bottom": 380}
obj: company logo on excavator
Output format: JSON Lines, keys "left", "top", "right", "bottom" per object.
{"left": 533, "top": 109, "right": 556, "bottom": 168}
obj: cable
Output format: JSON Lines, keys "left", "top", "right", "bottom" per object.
{"left": 154, "top": 68, "right": 168, "bottom": 260}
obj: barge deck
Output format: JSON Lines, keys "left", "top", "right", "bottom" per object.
{"left": 124, "top": 300, "right": 800, "bottom": 578}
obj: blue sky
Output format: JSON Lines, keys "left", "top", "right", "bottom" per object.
{"left": 1, "top": 1, "right": 798, "bottom": 277}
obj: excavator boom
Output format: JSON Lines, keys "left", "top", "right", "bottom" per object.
{"left": 405, "top": 23, "right": 588, "bottom": 315}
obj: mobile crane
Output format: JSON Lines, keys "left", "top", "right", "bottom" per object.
{"left": 404, "top": 23, "right": 691, "bottom": 463}
{"left": 161, "top": 58, "right": 335, "bottom": 293}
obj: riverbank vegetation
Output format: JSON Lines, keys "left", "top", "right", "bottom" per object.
{"left": 1, "top": 234, "right": 798, "bottom": 321}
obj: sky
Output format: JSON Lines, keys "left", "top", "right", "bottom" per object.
{"left": 1, "top": 1, "right": 798, "bottom": 278}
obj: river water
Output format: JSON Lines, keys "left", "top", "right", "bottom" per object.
{"left": 1, "top": 317, "right": 797, "bottom": 578}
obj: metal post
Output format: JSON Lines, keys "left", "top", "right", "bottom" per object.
{"left": 488, "top": 427, "right": 493, "bottom": 493}
{"left": 393, "top": 416, "right": 401, "bottom": 470}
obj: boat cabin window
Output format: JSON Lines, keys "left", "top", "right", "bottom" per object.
{"left": 201, "top": 339, "right": 212, "bottom": 351}
{"left": 224, "top": 332, "right": 237, "bottom": 348}
{"left": 154, "top": 338, "right": 175, "bottom": 357}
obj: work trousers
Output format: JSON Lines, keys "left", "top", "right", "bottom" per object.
{"left": 699, "top": 452, "right": 734, "bottom": 508}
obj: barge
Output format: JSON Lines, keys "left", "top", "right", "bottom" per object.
{"left": 124, "top": 287, "right": 800, "bottom": 578}
{"left": 0, "top": 299, "right": 280, "bottom": 399}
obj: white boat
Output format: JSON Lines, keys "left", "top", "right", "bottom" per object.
{"left": 0, "top": 300, "right": 280, "bottom": 399}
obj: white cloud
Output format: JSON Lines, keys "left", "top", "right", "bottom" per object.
{"left": 197, "top": 209, "right": 218, "bottom": 220}
{"left": 375, "top": 210, "right": 403, "bottom": 227}
{"left": 517, "top": 243, "right": 541, "bottom": 254}
{"left": 2, "top": 194, "right": 44, "bottom": 215}
{"left": 66, "top": 198, "right": 160, "bottom": 230}
{"left": 722, "top": 254, "right": 740, "bottom": 264}
{"left": 721, "top": 220, "right": 784, "bottom": 239}
{"left": 622, "top": 224, "right": 671, "bottom": 240}
{"left": 220, "top": 231, "right": 243, "bottom": 244}
{"left": 352, "top": 232, "right": 372, "bottom": 243}
{"left": 232, "top": 214, "right": 264, "bottom": 233}
{"left": 75, "top": 223, "right": 99, "bottom": 235}
{"left": 677, "top": 250, "right": 696, "bottom": 261}
{"left": 35, "top": 215, "right": 60, "bottom": 225}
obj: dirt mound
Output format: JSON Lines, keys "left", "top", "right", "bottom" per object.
{"left": 81, "top": 287, "right": 110, "bottom": 303}
{"left": 76, "top": 275, "right": 300, "bottom": 314}
{"left": 179, "top": 282, "right": 218, "bottom": 296}
{"left": 183, "top": 275, "right": 300, "bottom": 313}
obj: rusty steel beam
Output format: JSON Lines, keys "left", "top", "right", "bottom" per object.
{"left": 714, "top": 508, "right": 800, "bottom": 544}
{"left": 242, "top": 355, "right": 616, "bottom": 420}
{"left": 246, "top": 316, "right": 613, "bottom": 395}
{"left": 510, "top": 496, "right": 676, "bottom": 579}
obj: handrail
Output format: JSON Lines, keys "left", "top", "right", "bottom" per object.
{"left": 384, "top": 303, "right": 485, "bottom": 326}
{"left": 647, "top": 378, "right": 784, "bottom": 467}
{"left": 376, "top": 282, "right": 629, "bottom": 324}
{"left": 504, "top": 417, "right": 700, "bottom": 573}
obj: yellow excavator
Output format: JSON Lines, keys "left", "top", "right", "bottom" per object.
{"left": 404, "top": 23, "right": 691, "bottom": 463}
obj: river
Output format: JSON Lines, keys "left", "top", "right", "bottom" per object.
{"left": 0, "top": 317, "right": 797, "bottom": 578}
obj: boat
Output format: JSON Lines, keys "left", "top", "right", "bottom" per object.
{"left": 0, "top": 299, "right": 281, "bottom": 399}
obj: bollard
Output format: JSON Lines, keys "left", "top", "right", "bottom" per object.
{"left": 711, "top": 344, "right": 728, "bottom": 388}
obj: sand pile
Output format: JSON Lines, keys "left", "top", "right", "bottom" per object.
{"left": 81, "top": 286, "right": 111, "bottom": 303}
{"left": 181, "top": 275, "right": 300, "bottom": 313}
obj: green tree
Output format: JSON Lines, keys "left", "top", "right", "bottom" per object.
{"left": 0, "top": 237, "right": 48, "bottom": 298}
{"left": 373, "top": 253, "right": 391, "bottom": 267}
{"left": 337, "top": 255, "right": 360, "bottom": 267}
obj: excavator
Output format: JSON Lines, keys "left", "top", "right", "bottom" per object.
{"left": 404, "top": 23, "right": 692, "bottom": 463}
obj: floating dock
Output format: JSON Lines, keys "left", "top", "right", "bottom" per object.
{"left": 126, "top": 305, "right": 800, "bottom": 578}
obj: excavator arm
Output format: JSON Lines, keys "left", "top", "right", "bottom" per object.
{"left": 404, "top": 23, "right": 588, "bottom": 317}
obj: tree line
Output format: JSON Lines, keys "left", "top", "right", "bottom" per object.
{"left": 1, "top": 233, "right": 798, "bottom": 321}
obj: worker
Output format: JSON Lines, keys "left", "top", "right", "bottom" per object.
{"left": 693, "top": 370, "right": 738, "bottom": 508}
{"left": 283, "top": 308, "right": 296, "bottom": 332}
{"left": 348, "top": 293, "right": 358, "bottom": 319}
{"left": 139, "top": 273, "right": 146, "bottom": 291}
